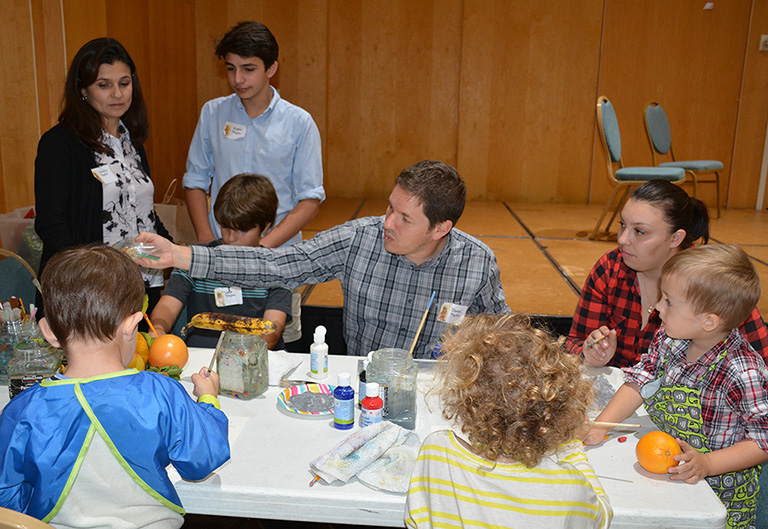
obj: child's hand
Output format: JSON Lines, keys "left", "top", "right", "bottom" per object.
{"left": 582, "top": 425, "right": 611, "bottom": 445}
{"left": 582, "top": 326, "right": 617, "bottom": 367}
{"left": 668, "top": 439, "right": 711, "bottom": 483}
{"left": 192, "top": 367, "right": 219, "bottom": 399}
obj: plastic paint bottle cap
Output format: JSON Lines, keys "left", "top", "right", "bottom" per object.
{"left": 366, "top": 382, "right": 380, "bottom": 398}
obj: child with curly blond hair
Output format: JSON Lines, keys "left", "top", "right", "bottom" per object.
{"left": 405, "top": 314, "right": 612, "bottom": 528}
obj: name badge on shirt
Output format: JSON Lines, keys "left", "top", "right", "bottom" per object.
{"left": 214, "top": 287, "right": 243, "bottom": 307}
{"left": 223, "top": 122, "right": 247, "bottom": 140}
{"left": 436, "top": 302, "right": 468, "bottom": 324}
{"left": 91, "top": 165, "right": 118, "bottom": 184}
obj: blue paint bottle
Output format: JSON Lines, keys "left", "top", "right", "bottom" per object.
{"left": 333, "top": 372, "right": 355, "bottom": 430}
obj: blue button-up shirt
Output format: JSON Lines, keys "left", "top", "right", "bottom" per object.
{"left": 183, "top": 88, "right": 325, "bottom": 246}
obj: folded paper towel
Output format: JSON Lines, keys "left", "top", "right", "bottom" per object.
{"left": 309, "top": 421, "right": 420, "bottom": 493}
{"left": 268, "top": 350, "right": 303, "bottom": 386}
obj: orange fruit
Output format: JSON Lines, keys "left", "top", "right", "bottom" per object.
{"left": 135, "top": 332, "right": 150, "bottom": 363}
{"left": 148, "top": 334, "right": 189, "bottom": 368}
{"left": 127, "top": 352, "right": 145, "bottom": 371}
{"left": 636, "top": 431, "right": 682, "bottom": 473}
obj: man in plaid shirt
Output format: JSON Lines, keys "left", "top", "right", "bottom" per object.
{"left": 137, "top": 160, "right": 510, "bottom": 357}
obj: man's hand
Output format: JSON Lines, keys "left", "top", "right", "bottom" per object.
{"left": 134, "top": 232, "right": 192, "bottom": 270}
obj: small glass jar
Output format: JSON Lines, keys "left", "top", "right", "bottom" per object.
{"left": 367, "top": 348, "right": 418, "bottom": 429}
{"left": 7, "top": 338, "right": 61, "bottom": 399}
{"left": 0, "top": 320, "right": 40, "bottom": 383}
{"left": 215, "top": 331, "right": 269, "bottom": 399}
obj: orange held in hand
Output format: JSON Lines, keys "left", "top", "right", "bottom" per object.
{"left": 636, "top": 431, "right": 682, "bottom": 474}
{"left": 148, "top": 334, "right": 189, "bottom": 368}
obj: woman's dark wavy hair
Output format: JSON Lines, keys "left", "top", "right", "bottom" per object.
{"left": 630, "top": 180, "right": 709, "bottom": 248}
{"left": 59, "top": 38, "right": 148, "bottom": 153}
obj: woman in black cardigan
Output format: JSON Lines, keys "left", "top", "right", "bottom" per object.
{"left": 35, "top": 38, "right": 170, "bottom": 317}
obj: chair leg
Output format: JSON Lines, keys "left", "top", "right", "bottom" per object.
{"left": 605, "top": 187, "right": 631, "bottom": 234}
{"left": 714, "top": 170, "right": 721, "bottom": 219}
{"left": 590, "top": 185, "right": 624, "bottom": 240}
{"left": 688, "top": 170, "right": 698, "bottom": 199}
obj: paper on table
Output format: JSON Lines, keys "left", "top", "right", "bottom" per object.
{"left": 166, "top": 416, "right": 248, "bottom": 482}
{"left": 269, "top": 350, "right": 303, "bottom": 386}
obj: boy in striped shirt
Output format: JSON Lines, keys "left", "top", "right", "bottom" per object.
{"left": 406, "top": 314, "right": 612, "bottom": 528}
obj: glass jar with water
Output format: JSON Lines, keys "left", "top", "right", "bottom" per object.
{"left": 215, "top": 331, "right": 269, "bottom": 399}
{"left": 1, "top": 320, "right": 41, "bottom": 383}
{"left": 7, "top": 339, "right": 61, "bottom": 399}
{"left": 366, "top": 348, "right": 418, "bottom": 429}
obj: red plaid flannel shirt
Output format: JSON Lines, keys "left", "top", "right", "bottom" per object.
{"left": 565, "top": 249, "right": 768, "bottom": 368}
{"left": 623, "top": 327, "right": 768, "bottom": 451}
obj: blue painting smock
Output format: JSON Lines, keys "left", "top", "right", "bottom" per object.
{"left": 0, "top": 369, "right": 230, "bottom": 525}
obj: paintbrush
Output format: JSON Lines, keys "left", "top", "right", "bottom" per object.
{"left": 583, "top": 329, "right": 616, "bottom": 350}
{"left": 407, "top": 291, "right": 436, "bottom": 357}
{"left": 208, "top": 331, "right": 226, "bottom": 374}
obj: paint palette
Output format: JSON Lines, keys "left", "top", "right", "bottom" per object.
{"left": 277, "top": 383, "right": 336, "bottom": 416}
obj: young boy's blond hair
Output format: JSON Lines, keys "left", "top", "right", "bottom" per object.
{"left": 435, "top": 314, "right": 593, "bottom": 467}
{"left": 662, "top": 244, "right": 760, "bottom": 331}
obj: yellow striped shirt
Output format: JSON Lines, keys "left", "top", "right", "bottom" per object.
{"left": 405, "top": 430, "right": 612, "bottom": 529}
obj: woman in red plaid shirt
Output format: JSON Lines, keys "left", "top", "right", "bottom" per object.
{"left": 566, "top": 180, "right": 768, "bottom": 369}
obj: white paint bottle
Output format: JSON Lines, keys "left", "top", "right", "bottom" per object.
{"left": 309, "top": 325, "right": 328, "bottom": 379}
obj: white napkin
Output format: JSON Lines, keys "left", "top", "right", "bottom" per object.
{"left": 268, "top": 350, "right": 303, "bottom": 386}
{"left": 309, "top": 422, "right": 420, "bottom": 493}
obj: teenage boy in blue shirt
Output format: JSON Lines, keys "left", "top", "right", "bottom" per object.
{"left": 183, "top": 21, "right": 324, "bottom": 342}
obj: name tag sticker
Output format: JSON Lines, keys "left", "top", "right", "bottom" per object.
{"left": 91, "top": 165, "right": 118, "bottom": 184}
{"left": 223, "top": 122, "right": 247, "bottom": 140}
{"left": 215, "top": 287, "right": 243, "bottom": 307}
{"left": 437, "top": 302, "right": 468, "bottom": 324}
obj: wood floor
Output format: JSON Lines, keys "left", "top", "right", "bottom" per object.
{"left": 300, "top": 199, "right": 768, "bottom": 317}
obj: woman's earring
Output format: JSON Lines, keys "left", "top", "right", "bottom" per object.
{"left": 81, "top": 94, "right": 88, "bottom": 101}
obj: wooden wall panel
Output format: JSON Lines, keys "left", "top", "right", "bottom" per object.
{"left": 62, "top": 0, "right": 106, "bottom": 62}
{"left": 31, "top": 0, "right": 67, "bottom": 134}
{"left": 2, "top": 1, "right": 767, "bottom": 216}
{"left": 326, "top": 0, "right": 463, "bottom": 198}
{"left": 194, "top": 0, "right": 235, "bottom": 112}
{"left": 103, "top": 0, "right": 199, "bottom": 200}
{"left": 264, "top": 1, "right": 328, "bottom": 158}
{"left": 595, "top": 0, "right": 752, "bottom": 208}
{"left": 458, "top": 0, "right": 603, "bottom": 202}
{"left": 0, "top": 0, "right": 39, "bottom": 212}
{"left": 732, "top": 1, "right": 768, "bottom": 209}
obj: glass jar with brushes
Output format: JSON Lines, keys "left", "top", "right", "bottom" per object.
{"left": 215, "top": 331, "right": 269, "bottom": 399}
{"left": 366, "top": 348, "right": 418, "bottom": 429}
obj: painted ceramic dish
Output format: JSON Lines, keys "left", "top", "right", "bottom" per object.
{"left": 277, "top": 383, "right": 337, "bottom": 416}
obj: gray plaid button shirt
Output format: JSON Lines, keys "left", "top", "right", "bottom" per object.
{"left": 188, "top": 216, "right": 510, "bottom": 357}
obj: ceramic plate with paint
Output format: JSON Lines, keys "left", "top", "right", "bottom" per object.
{"left": 277, "top": 383, "right": 336, "bottom": 416}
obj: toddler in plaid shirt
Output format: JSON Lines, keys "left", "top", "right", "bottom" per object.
{"left": 585, "top": 244, "right": 768, "bottom": 528}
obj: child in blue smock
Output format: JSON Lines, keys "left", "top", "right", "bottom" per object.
{"left": 0, "top": 245, "right": 230, "bottom": 528}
